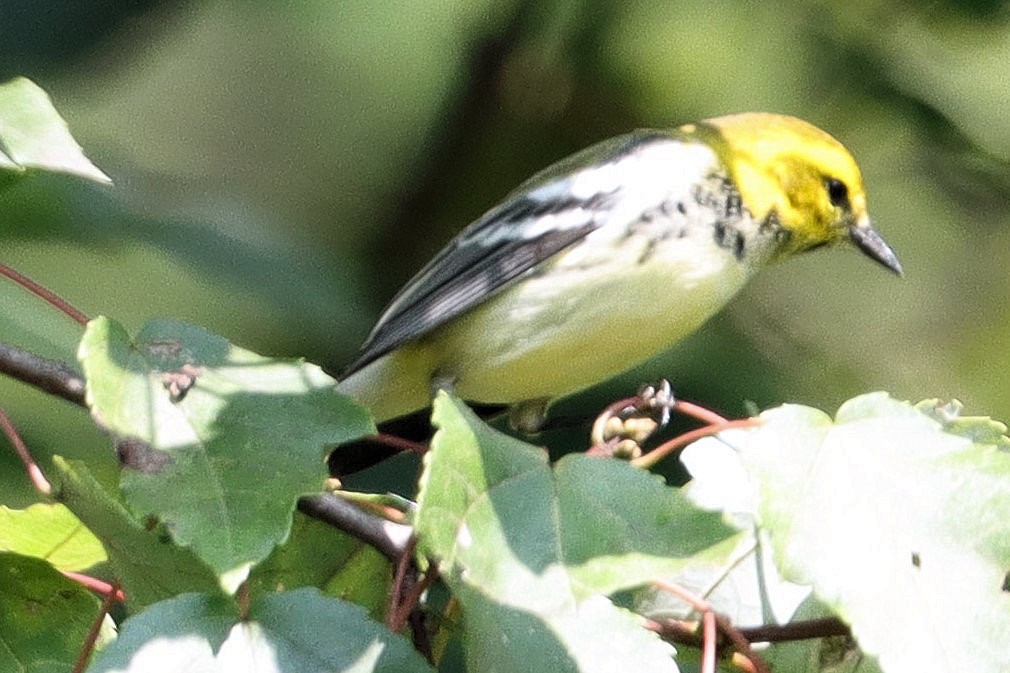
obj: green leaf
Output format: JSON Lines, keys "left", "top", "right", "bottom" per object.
{"left": 0, "top": 503, "right": 106, "bottom": 571}
{"left": 914, "top": 398, "right": 1010, "bottom": 448}
{"left": 87, "top": 589, "right": 433, "bottom": 673}
{"left": 245, "top": 590, "right": 432, "bottom": 672}
{"left": 685, "top": 392, "right": 1010, "bottom": 673}
{"left": 553, "top": 455, "right": 740, "bottom": 596}
{"left": 677, "top": 423, "right": 814, "bottom": 628}
{"left": 0, "top": 552, "right": 99, "bottom": 673}
{"left": 458, "top": 587, "right": 674, "bottom": 673}
{"left": 77, "top": 317, "right": 374, "bottom": 591}
{"left": 0, "top": 76, "right": 111, "bottom": 185}
{"left": 54, "top": 457, "right": 220, "bottom": 611}
{"left": 85, "top": 592, "right": 237, "bottom": 673}
{"left": 415, "top": 393, "right": 739, "bottom": 673}
{"left": 248, "top": 511, "right": 392, "bottom": 622}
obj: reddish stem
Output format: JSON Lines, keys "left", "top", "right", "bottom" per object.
{"left": 652, "top": 579, "right": 770, "bottom": 673}
{"left": 673, "top": 400, "right": 729, "bottom": 425}
{"left": 714, "top": 613, "right": 771, "bottom": 673}
{"left": 632, "top": 418, "right": 761, "bottom": 469}
{"left": 387, "top": 536, "right": 419, "bottom": 631}
{"left": 653, "top": 579, "right": 711, "bottom": 612}
{"left": 0, "top": 261, "right": 89, "bottom": 326}
{"left": 72, "top": 580, "right": 120, "bottom": 673}
{"left": 373, "top": 432, "right": 428, "bottom": 455}
{"left": 701, "top": 610, "right": 717, "bottom": 673}
{"left": 0, "top": 405, "right": 51, "bottom": 494}
{"left": 62, "top": 572, "right": 126, "bottom": 602}
{"left": 391, "top": 568, "right": 437, "bottom": 634}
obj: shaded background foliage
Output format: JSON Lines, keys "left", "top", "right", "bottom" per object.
{"left": 1, "top": 0, "right": 1008, "bottom": 504}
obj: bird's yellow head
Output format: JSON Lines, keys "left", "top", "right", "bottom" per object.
{"left": 683, "top": 113, "right": 901, "bottom": 274}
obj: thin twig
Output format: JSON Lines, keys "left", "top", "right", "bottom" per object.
{"left": 674, "top": 400, "right": 729, "bottom": 426}
{"left": 713, "top": 613, "right": 770, "bottom": 673}
{"left": 388, "top": 537, "right": 417, "bottom": 630}
{"left": 409, "top": 592, "right": 435, "bottom": 664}
{"left": 388, "top": 544, "right": 438, "bottom": 662}
{"left": 652, "top": 579, "right": 770, "bottom": 673}
{"left": 372, "top": 432, "right": 428, "bottom": 455}
{"left": 632, "top": 418, "right": 760, "bottom": 469}
{"left": 0, "top": 405, "right": 52, "bottom": 494}
{"left": 72, "top": 579, "right": 120, "bottom": 673}
{"left": 389, "top": 552, "right": 438, "bottom": 634}
{"left": 62, "top": 572, "right": 125, "bottom": 602}
{"left": 0, "top": 261, "right": 90, "bottom": 326}
{"left": 701, "top": 610, "right": 717, "bottom": 673}
{"left": 642, "top": 617, "right": 699, "bottom": 644}
{"left": 652, "top": 579, "right": 710, "bottom": 612}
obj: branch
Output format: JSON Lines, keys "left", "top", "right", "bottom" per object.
{"left": 737, "top": 617, "right": 850, "bottom": 643}
{"left": 0, "top": 406, "right": 52, "bottom": 493}
{"left": 297, "top": 492, "right": 413, "bottom": 562}
{"left": 0, "top": 338, "right": 418, "bottom": 565}
{"left": 0, "top": 341, "right": 86, "bottom": 406}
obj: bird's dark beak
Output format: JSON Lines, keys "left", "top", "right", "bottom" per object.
{"left": 850, "top": 221, "right": 903, "bottom": 276}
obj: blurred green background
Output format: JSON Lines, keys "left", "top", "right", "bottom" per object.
{"left": 2, "top": 0, "right": 1009, "bottom": 502}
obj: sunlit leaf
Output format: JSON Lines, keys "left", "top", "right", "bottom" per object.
{"left": 87, "top": 589, "right": 433, "bottom": 673}
{"left": 415, "top": 393, "right": 740, "bottom": 673}
{"left": 0, "top": 502, "right": 106, "bottom": 571}
{"left": 0, "top": 76, "right": 111, "bottom": 185}
{"left": 684, "top": 393, "right": 1010, "bottom": 673}
{"left": 78, "top": 317, "right": 374, "bottom": 591}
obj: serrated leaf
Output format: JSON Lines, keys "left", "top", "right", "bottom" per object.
{"left": 0, "top": 503, "right": 106, "bottom": 571}
{"left": 415, "top": 393, "right": 739, "bottom": 673}
{"left": 555, "top": 455, "right": 741, "bottom": 596}
{"left": 0, "top": 552, "right": 99, "bottom": 673}
{"left": 86, "top": 589, "right": 433, "bottom": 673}
{"left": 77, "top": 318, "right": 374, "bottom": 590}
{"left": 0, "top": 76, "right": 111, "bottom": 184}
{"left": 687, "top": 392, "right": 1010, "bottom": 673}
{"left": 54, "top": 457, "right": 220, "bottom": 611}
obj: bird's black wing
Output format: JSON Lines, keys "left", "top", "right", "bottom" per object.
{"left": 341, "top": 132, "right": 670, "bottom": 377}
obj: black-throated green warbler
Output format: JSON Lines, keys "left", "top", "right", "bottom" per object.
{"left": 338, "top": 113, "right": 902, "bottom": 427}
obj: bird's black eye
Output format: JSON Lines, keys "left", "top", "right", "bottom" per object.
{"left": 826, "top": 178, "right": 849, "bottom": 208}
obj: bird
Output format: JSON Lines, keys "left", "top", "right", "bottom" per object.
{"left": 337, "top": 113, "right": 902, "bottom": 430}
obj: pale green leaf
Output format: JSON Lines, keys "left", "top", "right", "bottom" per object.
{"left": 0, "top": 76, "right": 111, "bottom": 184}
{"left": 685, "top": 393, "right": 1010, "bottom": 673}
{"left": 0, "top": 503, "right": 106, "bottom": 571}
{"left": 87, "top": 589, "right": 433, "bottom": 673}
{"left": 415, "top": 393, "right": 739, "bottom": 673}
{"left": 77, "top": 316, "right": 375, "bottom": 590}
{"left": 54, "top": 457, "right": 220, "bottom": 612}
